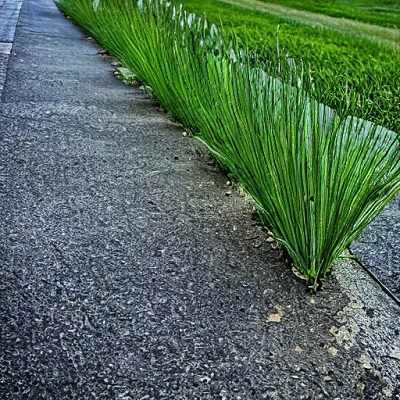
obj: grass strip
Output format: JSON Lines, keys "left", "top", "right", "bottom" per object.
{"left": 255, "top": 0, "right": 400, "bottom": 29}
{"left": 180, "top": 0, "right": 400, "bottom": 134}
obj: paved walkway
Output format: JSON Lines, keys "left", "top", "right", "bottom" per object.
{"left": 0, "top": 0, "right": 399, "bottom": 399}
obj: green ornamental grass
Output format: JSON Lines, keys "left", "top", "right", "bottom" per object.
{"left": 57, "top": 0, "right": 400, "bottom": 290}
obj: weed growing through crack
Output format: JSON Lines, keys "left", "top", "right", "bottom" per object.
{"left": 57, "top": 0, "right": 400, "bottom": 290}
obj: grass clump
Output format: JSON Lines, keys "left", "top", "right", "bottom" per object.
{"left": 57, "top": 0, "right": 400, "bottom": 290}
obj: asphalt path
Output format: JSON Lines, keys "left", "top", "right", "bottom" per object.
{"left": 0, "top": 0, "right": 399, "bottom": 398}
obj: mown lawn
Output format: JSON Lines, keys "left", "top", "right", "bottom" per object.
{"left": 179, "top": 0, "right": 400, "bottom": 133}
{"left": 257, "top": 0, "right": 400, "bottom": 28}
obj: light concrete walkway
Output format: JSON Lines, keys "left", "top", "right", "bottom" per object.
{"left": 0, "top": 0, "right": 23, "bottom": 93}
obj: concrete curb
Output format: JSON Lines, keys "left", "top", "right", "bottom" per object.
{"left": 0, "top": 0, "right": 24, "bottom": 96}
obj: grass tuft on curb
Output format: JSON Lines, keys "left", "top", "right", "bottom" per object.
{"left": 57, "top": 0, "right": 400, "bottom": 290}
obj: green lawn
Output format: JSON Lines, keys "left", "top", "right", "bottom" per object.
{"left": 257, "top": 0, "right": 400, "bottom": 28}
{"left": 179, "top": 0, "right": 400, "bottom": 133}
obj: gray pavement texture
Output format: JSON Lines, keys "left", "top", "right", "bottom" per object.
{"left": 351, "top": 198, "right": 400, "bottom": 298}
{"left": 0, "top": 0, "right": 399, "bottom": 399}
